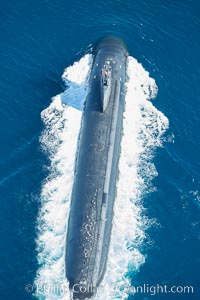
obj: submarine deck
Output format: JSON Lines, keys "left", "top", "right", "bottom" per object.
{"left": 66, "top": 37, "right": 128, "bottom": 299}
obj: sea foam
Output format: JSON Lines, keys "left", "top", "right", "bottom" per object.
{"left": 34, "top": 54, "right": 169, "bottom": 300}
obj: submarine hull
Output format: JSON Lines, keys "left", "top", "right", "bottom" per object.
{"left": 66, "top": 36, "right": 128, "bottom": 300}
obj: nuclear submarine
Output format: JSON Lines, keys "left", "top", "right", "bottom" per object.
{"left": 66, "top": 36, "right": 128, "bottom": 300}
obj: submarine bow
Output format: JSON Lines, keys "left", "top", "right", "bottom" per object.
{"left": 66, "top": 36, "right": 128, "bottom": 300}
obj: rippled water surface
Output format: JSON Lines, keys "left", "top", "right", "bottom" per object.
{"left": 0, "top": 1, "right": 200, "bottom": 299}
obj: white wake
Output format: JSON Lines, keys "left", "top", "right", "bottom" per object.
{"left": 34, "top": 54, "right": 169, "bottom": 300}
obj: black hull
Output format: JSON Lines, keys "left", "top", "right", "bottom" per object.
{"left": 66, "top": 36, "right": 128, "bottom": 300}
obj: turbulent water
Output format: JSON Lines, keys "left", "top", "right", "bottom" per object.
{"left": 0, "top": 1, "right": 200, "bottom": 300}
{"left": 34, "top": 55, "right": 168, "bottom": 300}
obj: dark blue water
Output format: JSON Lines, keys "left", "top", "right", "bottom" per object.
{"left": 0, "top": 0, "right": 200, "bottom": 299}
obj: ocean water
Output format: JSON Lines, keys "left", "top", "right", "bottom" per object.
{"left": 0, "top": 1, "right": 200, "bottom": 300}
